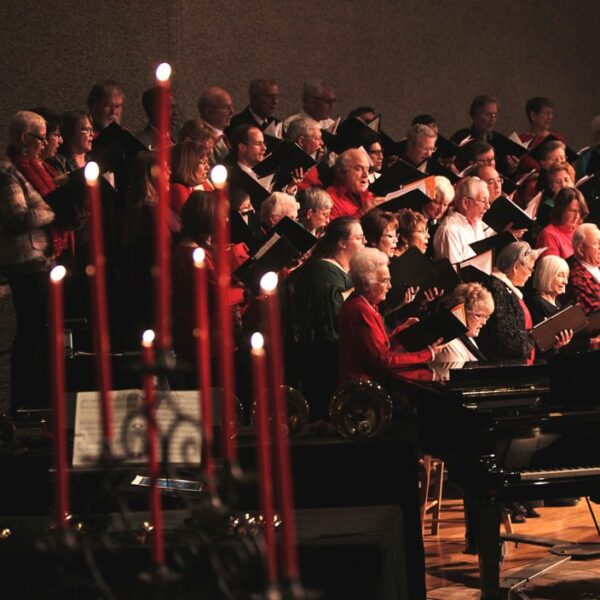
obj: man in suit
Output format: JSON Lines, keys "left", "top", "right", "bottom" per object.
{"left": 135, "top": 87, "right": 177, "bottom": 149}
{"left": 197, "top": 86, "right": 234, "bottom": 164}
{"left": 228, "top": 78, "right": 280, "bottom": 133}
{"left": 87, "top": 80, "right": 125, "bottom": 135}
{"left": 568, "top": 223, "right": 600, "bottom": 314}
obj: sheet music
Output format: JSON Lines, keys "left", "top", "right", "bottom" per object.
{"left": 73, "top": 389, "right": 202, "bottom": 466}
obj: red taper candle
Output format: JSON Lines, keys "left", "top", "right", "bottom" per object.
{"left": 49, "top": 265, "right": 70, "bottom": 529}
{"left": 153, "top": 62, "right": 173, "bottom": 350}
{"left": 192, "top": 247, "right": 215, "bottom": 485}
{"left": 250, "top": 332, "right": 278, "bottom": 584}
{"left": 85, "top": 161, "right": 113, "bottom": 444}
{"left": 260, "top": 272, "right": 300, "bottom": 582}
{"left": 210, "top": 165, "right": 237, "bottom": 463}
{"left": 141, "top": 329, "right": 165, "bottom": 566}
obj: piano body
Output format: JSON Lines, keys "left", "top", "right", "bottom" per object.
{"left": 398, "top": 351, "right": 600, "bottom": 599}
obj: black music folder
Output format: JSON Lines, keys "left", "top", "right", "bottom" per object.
{"left": 377, "top": 188, "right": 430, "bottom": 213}
{"left": 433, "top": 135, "right": 460, "bottom": 159}
{"left": 234, "top": 217, "right": 317, "bottom": 293}
{"left": 530, "top": 304, "right": 588, "bottom": 352}
{"left": 489, "top": 132, "right": 528, "bottom": 160}
{"left": 369, "top": 160, "right": 428, "bottom": 196}
{"left": 469, "top": 231, "right": 516, "bottom": 256}
{"left": 426, "top": 159, "right": 460, "bottom": 185}
{"left": 482, "top": 196, "right": 535, "bottom": 232}
{"left": 227, "top": 167, "right": 272, "bottom": 209}
{"left": 252, "top": 141, "right": 316, "bottom": 179}
{"left": 388, "top": 248, "right": 459, "bottom": 305}
{"left": 394, "top": 304, "right": 467, "bottom": 351}
{"left": 91, "top": 121, "right": 147, "bottom": 173}
{"left": 44, "top": 167, "right": 116, "bottom": 228}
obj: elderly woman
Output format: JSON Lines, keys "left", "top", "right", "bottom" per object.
{"left": 259, "top": 191, "right": 299, "bottom": 232}
{"left": 535, "top": 187, "right": 588, "bottom": 259}
{"left": 477, "top": 241, "right": 542, "bottom": 361}
{"left": 297, "top": 186, "right": 332, "bottom": 237}
{"left": 338, "top": 248, "right": 444, "bottom": 385}
{"left": 361, "top": 208, "right": 399, "bottom": 257}
{"left": 0, "top": 110, "right": 57, "bottom": 410}
{"left": 291, "top": 217, "right": 365, "bottom": 418}
{"left": 432, "top": 283, "right": 495, "bottom": 364}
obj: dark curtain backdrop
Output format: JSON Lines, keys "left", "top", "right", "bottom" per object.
{"left": 1, "top": 0, "right": 600, "bottom": 147}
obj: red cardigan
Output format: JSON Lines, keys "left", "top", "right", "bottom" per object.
{"left": 338, "top": 294, "right": 434, "bottom": 384}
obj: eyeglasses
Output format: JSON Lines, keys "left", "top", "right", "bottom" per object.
{"left": 382, "top": 233, "right": 399, "bottom": 239}
{"left": 49, "top": 132, "right": 63, "bottom": 139}
{"left": 416, "top": 144, "right": 437, "bottom": 154}
{"left": 311, "top": 96, "right": 336, "bottom": 105}
{"left": 27, "top": 132, "right": 47, "bottom": 143}
{"left": 466, "top": 196, "right": 489, "bottom": 206}
{"left": 81, "top": 127, "right": 94, "bottom": 134}
{"left": 368, "top": 149, "right": 384, "bottom": 156}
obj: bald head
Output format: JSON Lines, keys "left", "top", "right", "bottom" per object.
{"left": 335, "top": 148, "right": 370, "bottom": 195}
{"left": 197, "top": 86, "right": 234, "bottom": 130}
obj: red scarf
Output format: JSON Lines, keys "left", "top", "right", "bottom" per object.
{"left": 8, "top": 145, "right": 74, "bottom": 257}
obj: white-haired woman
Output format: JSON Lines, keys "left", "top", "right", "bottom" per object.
{"left": 0, "top": 110, "right": 57, "bottom": 410}
{"left": 259, "top": 191, "right": 299, "bottom": 233}
{"left": 338, "top": 248, "right": 444, "bottom": 385}
{"left": 431, "top": 283, "right": 495, "bottom": 364}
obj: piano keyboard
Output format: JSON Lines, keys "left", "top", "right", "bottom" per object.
{"left": 520, "top": 466, "right": 600, "bottom": 481}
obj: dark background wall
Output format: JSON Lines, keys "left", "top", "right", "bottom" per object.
{"left": 2, "top": 0, "right": 599, "bottom": 147}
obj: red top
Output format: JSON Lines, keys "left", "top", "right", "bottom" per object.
{"left": 535, "top": 223, "right": 575, "bottom": 259}
{"left": 327, "top": 183, "right": 374, "bottom": 220}
{"left": 518, "top": 296, "right": 535, "bottom": 364}
{"left": 338, "top": 294, "right": 434, "bottom": 384}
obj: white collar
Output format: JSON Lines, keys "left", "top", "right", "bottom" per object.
{"left": 492, "top": 270, "right": 523, "bottom": 299}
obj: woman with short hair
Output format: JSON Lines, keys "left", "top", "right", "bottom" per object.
{"left": 297, "top": 186, "right": 332, "bottom": 237}
{"left": 361, "top": 208, "right": 398, "bottom": 257}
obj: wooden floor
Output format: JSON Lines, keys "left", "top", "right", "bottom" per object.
{"left": 423, "top": 497, "right": 600, "bottom": 599}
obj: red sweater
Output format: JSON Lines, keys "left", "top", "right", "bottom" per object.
{"left": 327, "top": 183, "right": 374, "bottom": 220}
{"left": 338, "top": 294, "right": 434, "bottom": 384}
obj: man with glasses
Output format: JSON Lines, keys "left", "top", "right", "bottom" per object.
{"left": 433, "top": 176, "right": 491, "bottom": 266}
{"left": 197, "top": 86, "right": 235, "bottom": 164}
{"left": 327, "top": 149, "right": 384, "bottom": 220}
{"left": 228, "top": 78, "right": 280, "bottom": 133}
{"left": 400, "top": 124, "right": 438, "bottom": 172}
{"left": 283, "top": 79, "right": 337, "bottom": 134}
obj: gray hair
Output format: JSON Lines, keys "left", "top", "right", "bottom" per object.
{"left": 302, "top": 79, "right": 334, "bottom": 104}
{"left": 532, "top": 255, "right": 569, "bottom": 293}
{"left": 349, "top": 248, "right": 389, "bottom": 293}
{"left": 285, "top": 117, "right": 320, "bottom": 143}
{"left": 9, "top": 110, "right": 46, "bottom": 146}
{"left": 573, "top": 222, "right": 600, "bottom": 249}
{"left": 495, "top": 241, "right": 540, "bottom": 274}
{"left": 334, "top": 148, "right": 365, "bottom": 179}
{"left": 455, "top": 176, "right": 488, "bottom": 202}
{"left": 442, "top": 282, "right": 494, "bottom": 314}
{"left": 259, "top": 192, "right": 299, "bottom": 223}
{"left": 407, "top": 123, "right": 437, "bottom": 146}
{"left": 434, "top": 176, "right": 455, "bottom": 203}
{"left": 298, "top": 187, "right": 333, "bottom": 218}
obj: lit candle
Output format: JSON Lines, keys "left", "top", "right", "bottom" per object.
{"left": 210, "top": 165, "right": 237, "bottom": 463}
{"left": 154, "top": 62, "right": 173, "bottom": 350}
{"left": 85, "top": 161, "right": 113, "bottom": 445}
{"left": 141, "top": 329, "right": 165, "bottom": 566}
{"left": 49, "top": 265, "right": 70, "bottom": 529}
{"left": 192, "top": 248, "right": 215, "bottom": 485}
{"left": 250, "top": 332, "right": 277, "bottom": 585}
{"left": 260, "top": 272, "right": 300, "bottom": 582}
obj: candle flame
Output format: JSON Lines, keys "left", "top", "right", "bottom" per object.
{"left": 260, "top": 271, "right": 278, "bottom": 293}
{"left": 155, "top": 62, "right": 172, "bottom": 82}
{"left": 193, "top": 247, "right": 205, "bottom": 266}
{"left": 50, "top": 265, "right": 67, "bottom": 282}
{"left": 210, "top": 164, "right": 228, "bottom": 188}
{"left": 250, "top": 332, "right": 264, "bottom": 350}
{"left": 84, "top": 161, "right": 100, "bottom": 182}
{"left": 142, "top": 329, "right": 156, "bottom": 346}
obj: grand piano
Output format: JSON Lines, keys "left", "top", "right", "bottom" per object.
{"left": 398, "top": 350, "right": 600, "bottom": 600}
